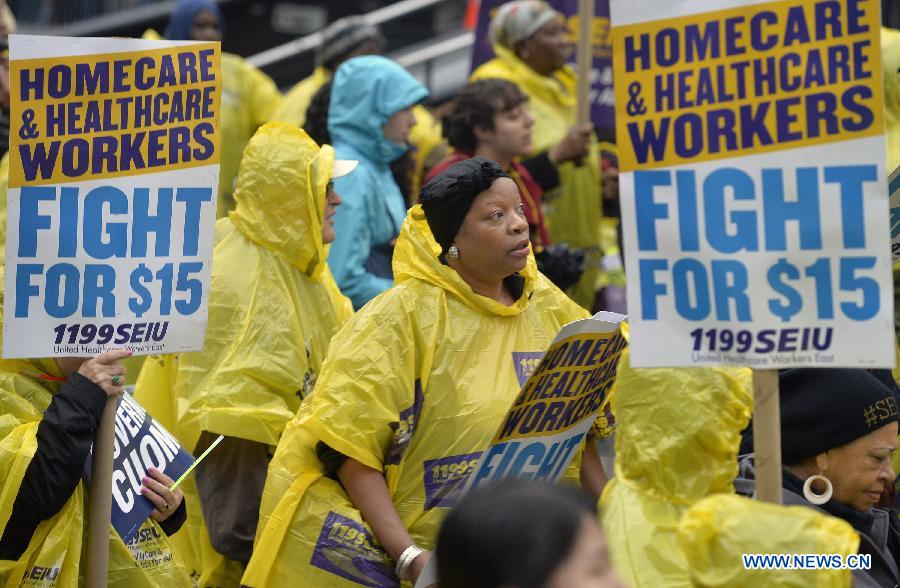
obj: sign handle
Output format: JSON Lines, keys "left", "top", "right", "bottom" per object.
{"left": 85, "top": 396, "right": 118, "bottom": 587}
{"left": 576, "top": 0, "right": 594, "bottom": 126}
{"left": 752, "top": 369, "right": 782, "bottom": 504}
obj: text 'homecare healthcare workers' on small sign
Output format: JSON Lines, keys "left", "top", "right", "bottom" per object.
{"left": 3, "top": 35, "right": 221, "bottom": 358}
{"left": 611, "top": 0, "right": 894, "bottom": 368}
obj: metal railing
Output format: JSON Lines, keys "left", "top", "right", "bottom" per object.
{"left": 247, "top": 0, "right": 453, "bottom": 69}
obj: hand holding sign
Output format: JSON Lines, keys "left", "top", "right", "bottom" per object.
{"left": 141, "top": 467, "right": 184, "bottom": 523}
{"left": 76, "top": 348, "right": 132, "bottom": 397}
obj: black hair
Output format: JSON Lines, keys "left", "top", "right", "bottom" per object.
{"left": 304, "top": 80, "right": 333, "bottom": 147}
{"left": 442, "top": 79, "right": 529, "bottom": 153}
{"left": 436, "top": 480, "right": 596, "bottom": 588}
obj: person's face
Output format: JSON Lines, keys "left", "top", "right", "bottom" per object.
{"left": 449, "top": 177, "right": 530, "bottom": 283}
{"left": 518, "top": 16, "right": 572, "bottom": 75}
{"left": 383, "top": 107, "right": 416, "bottom": 144}
{"left": 477, "top": 102, "right": 534, "bottom": 158}
{"left": 191, "top": 9, "right": 222, "bottom": 42}
{"left": 546, "top": 517, "right": 625, "bottom": 588}
{"left": 821, "top": 421, "right": 898, "bottom": 511}
{"left": 321, "top": 181, "right": 342, "bottom": 244}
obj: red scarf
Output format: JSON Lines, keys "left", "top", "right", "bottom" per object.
{"left": 426, "top": 153, "right": 551, "bottom": 250}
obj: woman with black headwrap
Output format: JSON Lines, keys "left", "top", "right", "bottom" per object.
{"left": 243, "top": 157, "right": 600, "bottom": 587}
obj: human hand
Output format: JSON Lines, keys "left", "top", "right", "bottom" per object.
{"left": 549, "top": 124, "right": 592, "bottom": 164}
{"left": 76, "top": 349, "right": 132, "bottom": 397}
{"left": 141, "top": 467, "right": 184, "bottom": 523}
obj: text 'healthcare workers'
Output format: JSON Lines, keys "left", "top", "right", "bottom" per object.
{"left": 4, "top": 35, "right": 221, "bottom": 358}
{"left": 611, "top": 0, "right": 894, "bottom": 368}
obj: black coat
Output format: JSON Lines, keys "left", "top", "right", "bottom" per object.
{"left": 0, "top": 373, "right": 185, "bottom": 560}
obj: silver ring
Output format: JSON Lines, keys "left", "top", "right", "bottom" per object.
{"left": 111, "top": 374, "right": 123, "bottom": 386}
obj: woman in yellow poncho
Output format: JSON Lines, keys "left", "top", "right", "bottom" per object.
{"left": 134, "top": 123, "right": 354, "bottom": 586}
{"left": 471, "top": 0, "right": 608, "bottom": 310}
{"left": 243, "top": 157, "right": 602, "bottom": 587}
{"left": 0, "top": 332, "right": 190, "bottom": 586}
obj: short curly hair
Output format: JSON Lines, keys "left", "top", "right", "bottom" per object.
{"left": 442, "top": 79, "right": 528, "bottom": 153}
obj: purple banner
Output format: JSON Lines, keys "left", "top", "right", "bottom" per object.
{"left": 310, "top": 511, "right": 399, "bottom": 587}
{"left": 423, "top": 452, "right": 482, "bottom": 509}
{"left": 470, "top": 0, "right": 615, "bottom": 139}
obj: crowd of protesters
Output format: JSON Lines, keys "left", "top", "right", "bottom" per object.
{"left": 2, "top": 0, "right": 900, "bottom": 587}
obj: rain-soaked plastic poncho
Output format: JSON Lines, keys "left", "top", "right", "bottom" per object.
{"left": 134, "top": 123, "right": 352, "bottom": 586}
{"left": 678, "top": 494, "right": 857, "bottom": 587}
{"left": 0, "top": 283, "right": 191, "bottom": 587}
{"left": 600, "top": 338, "right": 753, "bottom": 588}
{"left": 883, "top": 27, "right": 900, "bottom": 170}
{"left": 471, "top": 45, "right": 608, "bottom": 309}
{"left": 242, "top": 204, "right": 589, "bottom": 587}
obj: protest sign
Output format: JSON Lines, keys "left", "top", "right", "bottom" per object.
{"left": 890, "top": 165, "right": 900, "bottom": 261}
{"left": 83, "top": 393, "right": 194, "bottom": 544}
{"left": 470, "top": 0, "right": 616, "bottom": 138}
{"left": 466, "top": 311, "right": 626, "bottom": 490}
{"left": 3, "top": 35, "right": 221, "bottom": 358}
{"left": 415, "top": 311, "right": 627, "bottom": 587}
{"left": 612, "top": 0, "right": 894, "bottom": 368}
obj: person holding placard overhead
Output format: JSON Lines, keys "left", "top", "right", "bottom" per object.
{"left": 0, "top": 314, "right": 190, "bottom": 585}
{"left": 242, "top": 157, "right": 604, "bottom": 587}
{"left": 736, "top": 369, "right": 900, "bottom": 588}
{"left": 135, "top": 123, "right": 355, "bottom": 586}
{"left": 470, "top": 0, "right": 608, "bottom": 310}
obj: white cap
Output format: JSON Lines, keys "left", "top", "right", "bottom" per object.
{"left": 332, "top": 159, "right": 359, "bottom": 179}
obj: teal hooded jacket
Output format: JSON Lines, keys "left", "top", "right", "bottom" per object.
{"left": 326, "top": 55, "right": 429, "bottom": 309}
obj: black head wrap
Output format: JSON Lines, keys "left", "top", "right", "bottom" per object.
{"left": 420, "top": 157, "right": 510, "bottom": 259}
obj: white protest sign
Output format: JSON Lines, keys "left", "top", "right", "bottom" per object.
{"left": 612, "top": 0, "right": 894, "bottom": 368}
{"left": 3, "top": 35, "right": 221, "bottom": 358}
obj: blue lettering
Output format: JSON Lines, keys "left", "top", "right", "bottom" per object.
{"left": 639, "top": 259, "right": 668, "bottom": 320}
{"left": 704, "top": 168, "right": 758, "bottom": 253}
{"left": 673, "top": 258, "right": 710, "bottom": 320}
{"left": 762, "top": 168, "right": 822, "bottom": 250}
{"left": 633, "top": 170, "right": 670, "bottom": 250}
{"left": 824, "top": 165, "right": 876, "bottom": 249}
{"left": 83, "top": 186, "right": 128, "bottom": 259}
{"left": 18, "top": 187, "right": 55, "bottom": 256}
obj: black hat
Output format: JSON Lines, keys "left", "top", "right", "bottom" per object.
{"left": 779, "top": 368, "right": 899, "bottom": 464}
{"left": 419, "top": 157, "right": 509, "bottom": 260}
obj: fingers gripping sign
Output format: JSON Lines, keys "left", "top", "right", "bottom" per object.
{"left": 141, "top": 467, "right": 184, "bottom": 523}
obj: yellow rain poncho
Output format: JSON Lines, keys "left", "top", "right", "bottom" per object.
{"left": 471, "top": 45, "right": 608, "bottom": 309}
{"left": 0, "top": 298, "right": 191, "bottom": 586}
{"left": 678, "top": 494, "right": 857, "bottom": 588}
{"left": 134, "top": 123, "right": 352, "bottom": 586}
{"left": 242, "top": 204, "right": 588, "bottom": 587}
{"left": 600, "top": 341, "right": 753, "bottom": 588}
{"left": 883, "top": 27, "right": 900, "bottom": 171}
{"left": 216, "top": 54, "right": 283, "bottom": 218}
{"left": 271, "top": 66, "right": 331, "bottom": 128}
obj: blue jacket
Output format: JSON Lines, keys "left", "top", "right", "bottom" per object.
{"left": 326, "top": 55, "right": 428, "bottom": 309}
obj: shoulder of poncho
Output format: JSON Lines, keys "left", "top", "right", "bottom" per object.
{"left": 527, "top": 273, "right": 589, "bottom": 321}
